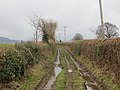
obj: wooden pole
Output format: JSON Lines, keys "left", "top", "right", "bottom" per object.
{"left": 99, "top": 0, "right": 105, "bottom": 38}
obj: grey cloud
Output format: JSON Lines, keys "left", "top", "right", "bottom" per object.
{"left": 0, "top": 0, "right": 120, "bottom": 40}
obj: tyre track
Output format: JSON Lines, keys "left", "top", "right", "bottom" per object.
{"left": 36, "top": 49, "right": 62, "bottom": 90}
{"left": 64, "top": 53, "right": 73, "bottom": 90}
{"left": 64, "top": 49, "right": 101, "bottom": 90}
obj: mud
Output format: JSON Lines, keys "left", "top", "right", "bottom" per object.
{"left": 65, "top": 50, "right": 101, "bottom": 90}
{"left": 43, "top": 49, "right": 62, "bottom": 90}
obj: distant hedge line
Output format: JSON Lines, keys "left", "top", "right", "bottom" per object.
{"left": 62, "top": 38, "right": 120, "bottom": 86}
{"left": 0, "top": 42, "right": 51, "bottom": 83}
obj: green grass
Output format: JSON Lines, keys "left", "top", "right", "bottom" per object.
{"left": 0, "top": 44, "right": 14, "bottom": 51}
{"left": 53, "top": 48, "right": 85, "bottom": 90}
{"left": 64, "top": 50, "right": 76, "bottom": 70}
{"left": 0, "top": 44, "right": 14, "bottom": 47}
{"left": 20, "top": 62, "right": 46, "bottom": 90}
{"left": 72, "top": 70, "right": 85, "bottom": 90}
{"left": 59, "top": 48, "right": 67, "bottom": 69}
{"left": 53, "top": 70, "right": 66, "bottom": 90}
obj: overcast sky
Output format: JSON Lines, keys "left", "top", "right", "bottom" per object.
{"left": 0, "top": 0, "right": 120, "bottom": 41}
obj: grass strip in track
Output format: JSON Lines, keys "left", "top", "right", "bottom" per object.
{"left": 72, "top": 70, "right": 85, "bottom": 90}
{"left": 53, "top": 70, "right": 66, "bottom": 90}
{"left": 64, "top": 50, "right": 85, "bottom": 90}
{"left": 53, "top": 49, "right": 67, "bottom": 90}
{"left": 59, "top": 48, "right": 67, "bottom": 69}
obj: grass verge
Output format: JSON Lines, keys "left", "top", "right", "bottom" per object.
{"left": 19, "top": 62, "right": 46, "bottom": 90}
{"left": 77, "top": 56, "right": 120, "bottom": 90}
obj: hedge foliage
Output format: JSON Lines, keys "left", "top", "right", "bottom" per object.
{"left": 62, "top": 38, "right": 120, "bottom": 86}
{"left": 0, "top": 42, "right": 50, "bottom": 83}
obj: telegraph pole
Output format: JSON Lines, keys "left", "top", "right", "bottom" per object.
{"left": 59, "top": 33, "right": 61, "bottom": 41}
{"left": 33, "top": 28, "right": 38, "bottom": 43}
{"left": 33, "top": 34, "right": 35, "bottom": 42}
{"left": 99, "top": 0, "right": 105, "bottom": 39}
{"left": 63, "top": 26, "right": 67, "bottom": 42}
{"left": 35, "top": 29, "right": 38, "bottom": 43}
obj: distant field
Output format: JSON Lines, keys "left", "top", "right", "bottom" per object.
{"left": 0, "top": 43, "right": 14, "bottom": 47}
{"left": 0, "top": 44, "right": 14, "bottom": 56}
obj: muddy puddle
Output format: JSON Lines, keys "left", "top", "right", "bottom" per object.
{"left": 43, "top": 49, "right": 62, "bottom": 90}
{"left": 54, "top": 66, "right": 62, "bottom": 77}
{"left": 83, "top": 75, "right": 101, "bottom": 90}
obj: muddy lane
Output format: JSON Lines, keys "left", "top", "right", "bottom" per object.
{"left": 43, "top": 49, "right": 62, "bottom": 90}
{"left": 65, "top": 50, "right": 101, "bottom": 90}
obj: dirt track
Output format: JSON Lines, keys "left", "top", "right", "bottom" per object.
{"left": 36, "top": 48, "right": 102, "bottom": 90}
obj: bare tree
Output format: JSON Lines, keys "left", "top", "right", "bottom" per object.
{"left": 28, "top": 14, "right": 57, "bottom": 43}
{"left": 40, "top": 19, "right": 57, "bottom": 43}
{"left": 93, "top": 22, "right": 119, "bottom": 38}
{"left": 72, "top": 33, "right": 84, "bottom": 40}
{"left": 28, "top": 14, "right": 40, "bottom": 43}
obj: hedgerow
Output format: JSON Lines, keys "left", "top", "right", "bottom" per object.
{"left": 0, "top": 47, "right": 25, "bottom": 83}
{"left": 0, "top": 42, "right": 50, "bottom": 84}
{"left": 62, "top": 38, "right": 120, "bottom": 87}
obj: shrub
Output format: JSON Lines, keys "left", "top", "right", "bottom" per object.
{"left": 15, "top": 43, "right": 35, "bottom": 66}
{"left": 23, "top": 42, "right": 41, "bottom": 60}
{"left": 0, "top": 47, "right": 25, "bottom": 83}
